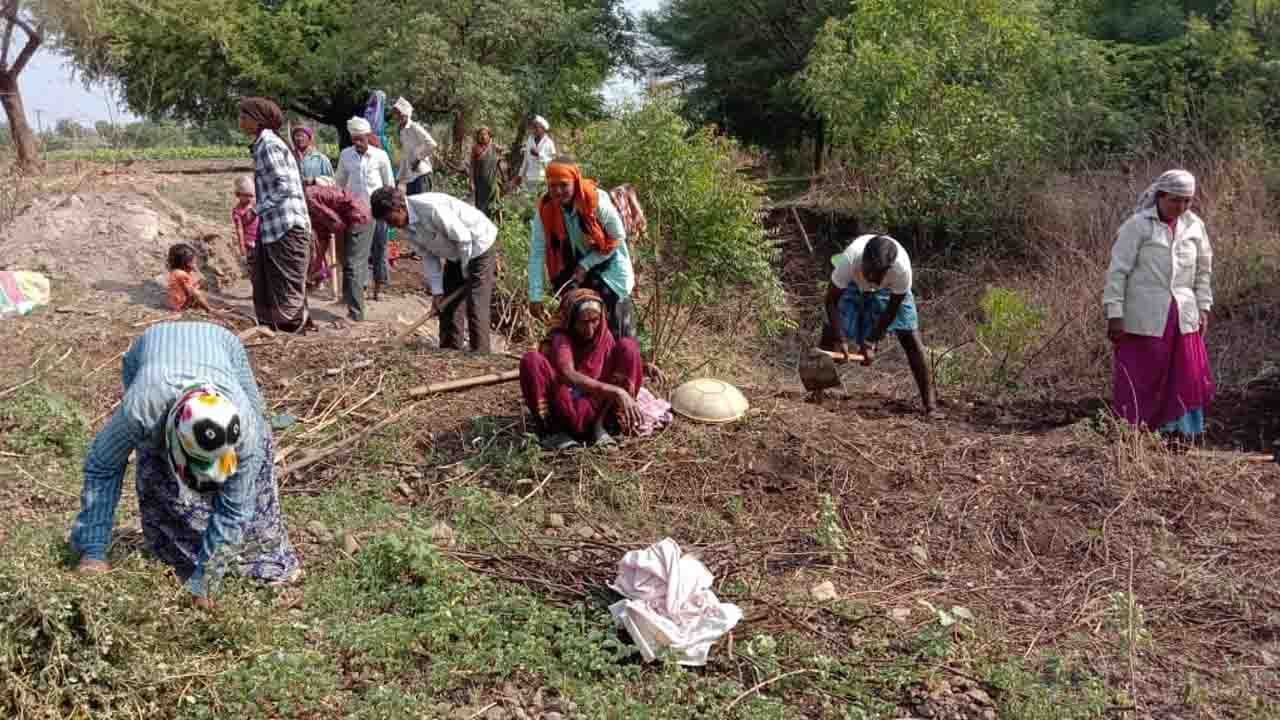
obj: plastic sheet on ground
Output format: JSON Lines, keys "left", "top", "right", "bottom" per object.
{"left": 0, "top": 271, "right": 50, "bottom": 317}
{"left": 609, "top": 537, "right": 742, "bottom": 666}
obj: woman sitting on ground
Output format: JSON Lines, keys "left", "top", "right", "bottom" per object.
{"left": 70, "top": 321, "right": 302, "bottom": 608}
{"left": 519, "top": 288, "right": 650, "bottom": 450}
{"left": 1103, "top": 169, "right": 1214, "bottom": 446}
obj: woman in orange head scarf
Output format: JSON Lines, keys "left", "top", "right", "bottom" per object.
{"left": 537, "top": 159, "right": 619, "bottom": 281}
{"left": 529, "top": 156, "right": 635, "bottom": 339}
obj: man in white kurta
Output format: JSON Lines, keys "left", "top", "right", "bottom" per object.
{"left": 335, "top": 117, "right": 396, "bottom": 299}
{"left": 390, "top": 96, "right": 438, "bottom": 194}
{"left": 517, "top": 115, "right": 556, "bottom": 193}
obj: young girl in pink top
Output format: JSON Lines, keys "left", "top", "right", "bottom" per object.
{"left": 232, "top": 176, "right": 260, "bottom": 264}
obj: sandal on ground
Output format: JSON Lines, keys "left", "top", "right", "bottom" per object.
{"left": 540, "top": 433, "right": 579, "bottom": 451}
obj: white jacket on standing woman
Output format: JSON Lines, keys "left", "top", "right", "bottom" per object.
{"left": 1103, "top": 205, "right": 1212, "bottom": 338}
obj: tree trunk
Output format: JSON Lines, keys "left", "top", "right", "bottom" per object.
{"left": 0, "top": 72, "right": 41, "bottom": 172}
{"left": 812, "top": 114, "right": 825, "bottom": 176}
{"left": 507, "top": 114, "right": 530, "bottom": 182}
{"left": 451, "top": 107, "right": 468, "bottom": 164}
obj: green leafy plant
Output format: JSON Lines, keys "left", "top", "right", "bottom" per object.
{"left": 977, "top": 287, "right": 1047, "bottom": 387}
{"left": 815, "top": 493, "right": 849, "bottom": 564}
{"left": 575, "top": 99, "right": 790, "bottom": 364}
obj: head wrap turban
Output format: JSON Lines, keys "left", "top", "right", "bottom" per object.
{"left": 1135, "top": 169, "right": 1196, "bottom": 214}
{"left": 348, "top": 117, "right": 372, "bottom": 136}
{"left": 532, "top": 115, "right": 550, "bottom": 131}
{"left": 537, "top": 159, "right": 617, "bottom": 283}
{"left": 238, "top": 97, "right": 285, "bottom": 132}
{"left": 392, "top": 97, "right": 413, "bottom": 118}
{"left": 166, "top": 384, "right": 242, "bottom": 493}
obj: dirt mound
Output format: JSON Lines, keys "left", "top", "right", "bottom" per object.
{"left": 0, "top": 188, "right": 243, "bottom": 301}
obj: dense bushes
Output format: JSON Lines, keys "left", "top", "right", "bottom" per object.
{"left": 488, "top": 100, "right": 787, "bottom": 362}
{"left": 574, "top": 100, "right": 787, "bottom": 361}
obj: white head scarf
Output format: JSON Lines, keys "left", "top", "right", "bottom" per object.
{"left": 347, "top": 116, "right": 372, "bottom": 136}
{"left": 531, "top": 115, "right": 550, "bottom": 131}
{"left": 392, "top": 97, "right": 413, "bottom": 119}
{"left": 1135, "top": 169, "right": 1195, "bottom": 214}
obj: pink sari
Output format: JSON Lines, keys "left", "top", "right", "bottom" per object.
{"left": 1112, "top": 300, "right": 1214, "bottom": 430}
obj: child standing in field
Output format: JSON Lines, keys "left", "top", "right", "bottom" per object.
{"left": 167, "top": 243, "right": 219, "bottom": 314}
{"left": 232, "top": 176, "right": 260, "bottom": 266}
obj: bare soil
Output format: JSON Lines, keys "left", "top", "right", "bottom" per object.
{"left": 1, "top": 159, "right": 1277, "bottom": 718}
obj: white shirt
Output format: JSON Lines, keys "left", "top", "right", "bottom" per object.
{"left": 334, "top": 145, "right": 394, "bottom": 201}
{"left": 520, "top": 133, "right": 556, "bottom": 188}
{"left": 405, "top": 193, "right": 498, "bottom": 295}
{"left": 1103, "top": 207, "right": 1212, "bottom": 337}
{"left": 397, "top": 120, "right": 438, "bottom": 183}
{"left": 831, "top": 234, "right": 912, "bottom": 294}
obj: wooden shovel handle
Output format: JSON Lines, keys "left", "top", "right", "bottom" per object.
{"left": 813, "top": 348, "right": 865, "bottom": 364}
{"left": 396, "top": 284, "right": 470, "bottom": 344}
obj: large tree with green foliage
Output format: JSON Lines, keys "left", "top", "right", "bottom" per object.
{"left": 48, "top": 0, "right": 631, "bottom": 147}
{"left": 802, "top": 0, "right": 1122, "bottom": 230}
{"left": 644, "top": 0, "right": 848, "bottom": 173}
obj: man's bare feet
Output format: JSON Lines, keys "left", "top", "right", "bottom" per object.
{"left": 76, "top": 558, "right": 110, "bottom": 575}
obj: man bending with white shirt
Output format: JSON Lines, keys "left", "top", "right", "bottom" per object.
{"left": 820, "top": 234, "right": 937, "bottom": 416}
{"left": 370, "top": 187, "right": 498, "bottom": 353}
{"left": 335, "top": 117, "right": 395, "bottom": 306}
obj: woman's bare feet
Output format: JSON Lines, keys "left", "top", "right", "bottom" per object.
{"left": 76, "top": 558, "right": 110, "bottom": 575}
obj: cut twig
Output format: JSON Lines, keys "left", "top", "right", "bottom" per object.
{"left": 13, "top": 462, "right": 78, "bottom": 499}
{"left": 512, "top": 470, "right": 554, "bottom": 508}
{"left": 279, "top": 400, "right": 424, "bottom": 480}
{"left": 132, "top": 313, "right": 182, "bottom": 328}
{"left": 87, "top": 350, "right": 127, "bottom": 377}
{"left": 726, "top": 669, "right": 813, "bottom": 712}
{"left": 790, "top": 206, "right": 814, "bottom": 256}
{"left": 324, "top": 359, "right": 373, "bottom": 376}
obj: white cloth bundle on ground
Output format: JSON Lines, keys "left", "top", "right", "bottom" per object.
{"left": 609, "top": 537, "right": 742, "bottom": 666}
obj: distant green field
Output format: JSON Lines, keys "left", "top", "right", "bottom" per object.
{"left": 43, "top": 144, "right": 340, "bottom": 163}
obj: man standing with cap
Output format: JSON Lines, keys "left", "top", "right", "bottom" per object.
{"left": 335, "top": 116, "right": 395, "bottom": 313}
{"left": 390, "top": 97, "right": 438, "bottom": 194}
{"left": 516, "top": 115, "right": 556, "bottom": 194}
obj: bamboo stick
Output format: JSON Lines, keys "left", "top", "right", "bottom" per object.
{"left": 407, "top": 369, "right": 520, "bottom": 398}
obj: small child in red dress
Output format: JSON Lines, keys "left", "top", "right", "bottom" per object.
{"left": 231, "top": 176, "right": 259, "bottom": 267}
{"left": 166, "top": 243, "right": 219, "bottom": 314}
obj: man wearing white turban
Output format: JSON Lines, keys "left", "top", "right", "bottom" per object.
{"left": 516, "top": 115, "right": 556, "bottom": 193}
{"left": 389, "top": 97, "right": 438, "bottom": 194}
{"left": 335, "top": 116, "right": 396, "bottom": 308}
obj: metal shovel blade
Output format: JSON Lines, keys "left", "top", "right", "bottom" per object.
{"left": 799, "top": 348, "right": 841, "bottom": 393}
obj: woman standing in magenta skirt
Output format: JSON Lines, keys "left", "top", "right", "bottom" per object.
{"left": 1104, "top": 169, "right": 1215, "bottom": 445}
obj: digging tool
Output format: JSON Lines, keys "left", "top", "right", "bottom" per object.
{"left": 798, "top": 347, "right": 865, "bottom": 396}
{"left": 395, "top": 284, "right": 469, "bottom": 344}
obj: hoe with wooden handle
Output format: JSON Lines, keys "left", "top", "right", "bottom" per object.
{"left": 395, "top": 284, "right": 470, "bottom": 344}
